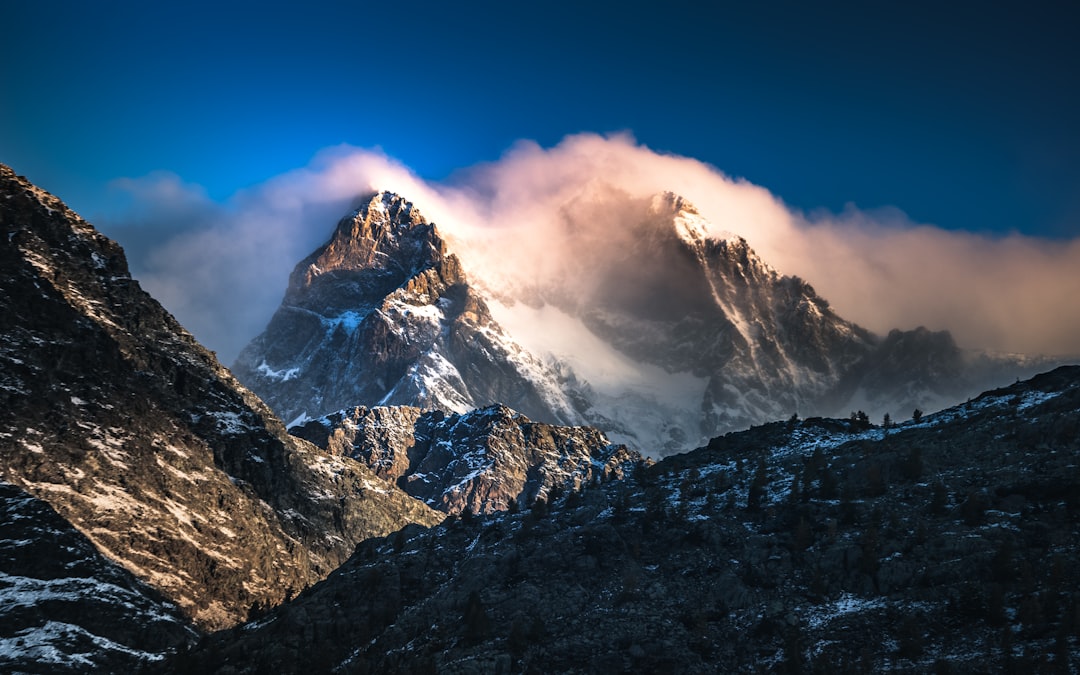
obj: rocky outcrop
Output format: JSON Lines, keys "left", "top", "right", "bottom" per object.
{"left": 0, "top": 165, "right": 442, "bottom": 630}
{"left": 566, "top": 193, "right": 878, "bottom": 436}
{"left": 168, "top": 366, "right": 1080, "bottom": 673}
{"left": 0, "top": 482, "right": 195, "bottom": 673}
{"left": 292, "top": 404, "right": 647, "bottom": 515}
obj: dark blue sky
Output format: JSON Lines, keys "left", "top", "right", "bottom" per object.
{"left": 3, "top": 0, "right": 1078, "bottom": 237}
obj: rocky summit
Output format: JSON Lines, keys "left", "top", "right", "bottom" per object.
{"left": 0, "top": 165, "right": 442, "bottom": 630}
{"left": 233, "top": 192, "right": 580, "bottom": 431}
{"left": 292, "top": 403, "right": 647, "bottom": 515}
{"left": 235, "top": 190, "right": 1053, "bottom": 456}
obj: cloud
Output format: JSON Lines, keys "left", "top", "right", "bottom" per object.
{"left": 98, "top": 133, "right": 1080, "bottom": 363}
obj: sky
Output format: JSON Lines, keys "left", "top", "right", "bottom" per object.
{"left": 2, "top": 1, "right": 1079, "bottom": 361}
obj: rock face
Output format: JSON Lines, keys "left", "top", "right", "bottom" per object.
{"left": 0, "top": 165, "right": 442, "bottom": 630}
{"left": 167, "top": 366, "right": 1080, "bottom": 673}
{"left": 558, "top": 193, "right": 879, "bottom": 437}
{"left": 236, "top": 190, "right": 1053, "bottom": 456}
{"left": 233, "top": 192, "right": 579, "bottom": 429}
{"left": 0, "top": 482, "right": 194, "bottom": 673}
{"left": 292, "top": 404, "right": 647, "bottom": 515}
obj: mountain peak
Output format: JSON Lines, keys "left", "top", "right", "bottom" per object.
{"left": 646, "top": 190, "right": 745, "bottom": 249}
{"left": 236, "top": 191, "right": 580, "bottom": 430}
{"left": 351, "top": 190, "right": 421, "bottom": 226}
{"left": 283, "top": 190, "right": 448, "bottom": 308}
{"left": 648, "top": 190, "right": 700, "bottom": 217}
{"left": 321, "top": 190, "right": 436, "bottom": 268}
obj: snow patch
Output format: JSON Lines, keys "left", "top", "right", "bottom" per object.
{"left": 287, "top": 412, "right": 312, "bottom": 429}
{"left": 802, "top": 593, "right": 886, "bottom": 631}
{"left": 0, "top": 618, "right": 168, "bottom": 666}
{"left": 256, "top": 361, "right": 300, "bottom": 382}
{"left": 321, "top": 310, "right": 369, "bottom": 334}
{"left": 207, "top": 411, "right": 250, "bottom": 435}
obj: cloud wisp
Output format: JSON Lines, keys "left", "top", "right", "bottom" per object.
{"left": 98, "top": 133, "right": 1080, "bottom": 363}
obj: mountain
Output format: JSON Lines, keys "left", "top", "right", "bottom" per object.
{"left": 0, "top": 164, "right": 443, "bottom": 631}
{"left": 166, "top": 365, "right": 1080, "bottom": 673}
{"left": 4, "top": 164, "right": 1076, "bottom": 672}
{"left": 0, "top": 482, "right": 195, "bottom": 673}
{"left": 291, "top": 404, "right": 646, "bottom": 515}
{"left": 236, "top": 190, "right": 1052, "bottom": 455}
{"left": 232, "top": 192, "right": 581, "bottom": 429}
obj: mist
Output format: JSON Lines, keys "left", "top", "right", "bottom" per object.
{"left": 97, "top": 133, "right": 1080, "bottom": 364}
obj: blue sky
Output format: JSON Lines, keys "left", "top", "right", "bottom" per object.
{"left": 3, "top": 1, "right": 1080, "bottom": 361}
{"left": 3, "top": 0, "right": 1078, "bottom": 238}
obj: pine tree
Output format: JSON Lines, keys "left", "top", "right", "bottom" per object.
{"left": 747, "top": 457, "right": 768, "bottom": 511}
{"left": 462, "top": 590, "right": 490, "bottom": 644}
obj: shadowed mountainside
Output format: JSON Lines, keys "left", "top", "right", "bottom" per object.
{"left": 170, "top": 366, "right": 1080, "bottom": 673}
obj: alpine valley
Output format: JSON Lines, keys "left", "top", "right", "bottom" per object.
{"left": 1, "top": 163, "right": 1078, "bottom": 673}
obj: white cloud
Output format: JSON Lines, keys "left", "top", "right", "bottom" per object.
{"left": 98, "top": 133, "right": 1080, "bottom": 363}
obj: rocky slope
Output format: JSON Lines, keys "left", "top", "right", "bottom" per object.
{"left": 0, "top": 164, "right": 443, "bottom": 630}
{"left": 0, "top": 482, "right": 195, "bottom": 673}
{"left": 167, "top": 365, "right": 1080, "bottom": 673}
{"left": 236, "top": 190, "right": 1052, "bottom": 456}
{"left": 292, "top": 404, "right": 646, "bottom": 515}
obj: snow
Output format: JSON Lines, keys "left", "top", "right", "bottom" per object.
{"left": 86, "top": 434, "right": 131, "bottom": 468}
{"left": 321, "top": 310, "right": 369, "bottom": 334}
{"left": 0, "top": 568, "right": 185, "bottom": 665}
{"left": 206, "top": 411, "right": 249, "bottom": 435}
{"left": 0, "top": 619, "right": 167, "bottom": 667}
{"left": 671, "top": 209, "right": 712, "bottom": 246}
{"left": 382, "top": 350, "right": 473, "bottom": 413}
{"left": 256, "top": 360, "right": 301, "bottom": 382}
{"left": 1015, "top": 389, "right": 1061, "bottom": 411}
{"left": 387, "top": 299, "right": 443, "bottom": 325}
{"left": 286, "top": 412, "right": 312, "bottom": 429}
{"left": 802, "top": 593, "right": 886, "bottom": 631}
{"left": 84, "top": 482, "right": 143, "bottom": 514}
{"left": 20, "top": 440, "right": 44, "bottom": 455}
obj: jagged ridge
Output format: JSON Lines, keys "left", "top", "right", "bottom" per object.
{"left": 292, "top": 403, "right": 647, "bottom": 515}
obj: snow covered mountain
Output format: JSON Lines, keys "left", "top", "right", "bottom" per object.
{"left": 233, "top": 192, "right": 582, "bottom": 430}
{"left": 237, "top": 190, "right": 1052, "bottom": 455}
